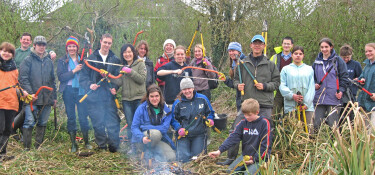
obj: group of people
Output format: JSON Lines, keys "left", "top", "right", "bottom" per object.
{"left": 1, "top": 31, "right": 375, "bottom": 174}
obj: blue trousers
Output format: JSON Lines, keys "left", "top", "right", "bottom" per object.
{"left": 122, "top": 99, "right": 141, "bottom": 141}
{"left": 87, "top": 100, "right": 120, "bottom": 151}
{"left": 176, "top": 134, "right": 207, "bottom": 163}
{"left": 62, "top": 86, "right": 90, "bottom": 132}
{"left": 23, "top": 104, "right": 51, "bottom": 128}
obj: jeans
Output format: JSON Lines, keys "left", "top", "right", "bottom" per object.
{"left": 87, "top": 100, "right": 120, "bottom": 151}
{"left": 122, "top": 99, "right": 141, "bottom": 141}
{"left": 62, "top": 86, "right": 90, "bottom": 132}
{"left": 235, "top": 163, "right": 260, "bottom": 175}
{"left": 314, "top": 105, "right": 340, "bottom": 131}
{"left": 176, "top": 134, "right": 207, "bottom": 163}
{"left": 23, "top": 104, "right": 52, "bottom": 128}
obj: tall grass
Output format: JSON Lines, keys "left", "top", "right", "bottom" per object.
{"left": 259, "top": 102, "right": 375, "bottom": 175}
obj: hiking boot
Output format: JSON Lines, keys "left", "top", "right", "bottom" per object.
{"left": 23, "top": 128, "right": 33, "bottom": 151}
{"left": 82, "top": 131, "right": 93, "bottom": 150}
{"left": 34, "top": 126, "right": 46, "bottom": 149}
{"left": 216, "top": 158, "right": 234, "bottom": 165}
{"left": 69, "top": 131, "right": 78, "bottom": 153}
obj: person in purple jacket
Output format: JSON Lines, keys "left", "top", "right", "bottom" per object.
{"left": 208, "top": 98, "right": 272, "bottom": 175}
{"left": 313, "top": 38, "right": 349, "bottom": 132}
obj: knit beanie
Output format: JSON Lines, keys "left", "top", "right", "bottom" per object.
{"left": 163, "top": 39, "right": 176, "bottom": 50}
{"left": 180, "top": 78, "right": 194, "bottom": 90}
{"left": 227, "top": 42, "right": 242, "bottom": 53}
{"left": 66, "top": 36, "right": 79, "bottom": 52}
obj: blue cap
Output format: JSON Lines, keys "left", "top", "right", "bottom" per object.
{"left": 227, "top": 42, "right": 242, "bottom": 53}
{"left": 251, "top": 35, "right": 265, "bottom": 43}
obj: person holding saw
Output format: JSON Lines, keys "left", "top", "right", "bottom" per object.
{"left": 313, "top": 38, "right": 349, "bottom": 132}
{"left": 19, "top": 36, "right": 57, "bottom": 150}
{"left": 279, "top": 46, "right": 315, "bottom": 134}
{"left": 188, "top": 44, "right": 216, "bottom": 101}
{"left": 111, "top": 44, "right": 146, "bottom": 147}
{"left": 79, "top": 33, "right": 121, "bottom": 153}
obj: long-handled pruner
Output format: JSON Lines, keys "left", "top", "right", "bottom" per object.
{"left": 261, "top": 20, "right": 268, "bottom": 56}
{"left": 202, "top": 115, "right": 221, "bottom": 134}
{"left": 186, "top": 21, "right": 201, "bottom": 58}
{"left": 348, "top": 78, "right": 373, "bottom": 96}
{"left": 79, "top": 78, "right": 105, "bottom": 103}
{"left": 83, "top": 59, "right": 124, "bottom": 79}
{"left": 296, "top": 91, "right": 308, "bottom": 134}
{"left": 177, "top": 117, "right": 198, "bottom": 140}
{"left": 237, "top": 57, "right": 244, "bottom": 96}
{"left": 239, "top": 60, "right": 259, "bottom": 84}
{"left": 181, "top": 66, "right": 226, "bottom": 81}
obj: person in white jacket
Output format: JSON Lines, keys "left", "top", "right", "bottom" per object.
{"left": 279, "top": 46, "right": 315, "bottom": 134}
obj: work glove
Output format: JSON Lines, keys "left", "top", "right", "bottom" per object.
{"left": 121, "top": 67, "right": 132, "bottom": 74}
{"left": 205, "top": 119, "right": 214, "bottom": 127}
{"left": 202, "top": 58, "right": 211, "bottom": 66}
{"left": 178, "top": 128, "right": 187, "bottom": 137}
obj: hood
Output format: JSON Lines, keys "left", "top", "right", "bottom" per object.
{"left": 30, "top": 47, "right": 48, "bottom": 59}
{"left": 274, "top": 46, "right": 283, "bottom": 54}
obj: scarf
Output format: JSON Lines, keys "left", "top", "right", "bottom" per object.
{"left": 0, "top": 56, "right": 17, "bottom": 71}
{"left": 68, "top": 55, "right": 85, "bottom": 95}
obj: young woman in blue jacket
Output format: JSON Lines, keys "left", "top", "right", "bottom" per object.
{"left": 131, "top": 84, "right": 176, "bottom": 162}
{"left": 171, "top": 78, "right": 215, "bottom": 163}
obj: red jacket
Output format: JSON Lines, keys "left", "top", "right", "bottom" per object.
{"left": 154, "top": 55, "right": 173, "bottom": 86}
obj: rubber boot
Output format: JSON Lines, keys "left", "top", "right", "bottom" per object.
{"left": 23, "top": 128, "right": 33, "bottom": 151}
{"left": 0, "top": 136, "right": 7, "bottom": 158}
{"left": 82, "top": 131, "right": 93, "bottom": 150}
{"left": 69, "top": 132, "right": 78, "bottom": 152}
{"left": 34, "top": 126, "right": 46, "bottom": 149}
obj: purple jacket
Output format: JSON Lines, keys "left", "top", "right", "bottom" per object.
{"left": 313, "top": 49, "right": 349, "bottom": 106}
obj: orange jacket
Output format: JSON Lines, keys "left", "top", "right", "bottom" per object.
{"left": 0, "top": 69, "right": 19, "bottom": 111}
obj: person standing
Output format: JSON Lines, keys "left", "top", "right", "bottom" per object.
{"left": 112, "top": 44, "right": 146, "bottom": 143}
{"left": 80, "top": 33, "right": 121, "bottom": 153}
{"left": 188, "top": 44, "right": 216, "bottom": 101}
{"left": 357, "top": 43, "right": 375, "bottom": 126}
{"left": 0, "top": 42, "right": 25, "bottom": 158}
{"left": 157, "top": 45, "right": 192, "bottom": 107}
{"left": 216, "top": 42, "right": 246, "bottom": 166}
{"left": 234, "top": 35, "right": 280, "bottom": 127}
{"left": 19, "top": 36, "right": 57, "bottom": 150}
{"left": 279, "top": 46, "right": 315, "bottom": 134}
{"left": 136, "top": 40, "right": 155, "bottom": 88}
{"left": 57, "top": 36, "right": 92, "bottom": 152}
{"left": 15, "top": 33, "right": 56, "bottom": 68}
{"left": 270, "top": 37, "right": 294, "bottom": 116}
{"left": 339, "top": 44, "right": 362, "bottom": 101}
{"left": 313, "top": 38, "right": 349, "bottom": 132}
{"left": 154, "top": 39, "right": 176, "bottom": 93}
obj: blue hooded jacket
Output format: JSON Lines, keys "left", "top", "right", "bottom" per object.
{"left": 131, "top": 101, "right": 175, "bottom": 149}
{"left": 357, "top": 59, "right": 375, "bottom": 112}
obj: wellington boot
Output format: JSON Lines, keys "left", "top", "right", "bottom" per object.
{"left": 23, "top": 128, "right": 33, "bottom": 151}
{"left": 82, "top": 131, "right": 93, "bottom": 150}
{"left": 0, "top": 136, "right": 9, "bottom": 154}
{"left": 34, "top": 126, "right": 46, "bottom": 149}
{"left": 69, "top": 132, "right": 78, "bottom": 152}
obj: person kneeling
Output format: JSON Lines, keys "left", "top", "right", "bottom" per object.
{"left": 209, "top": 98, "right": 272, "bottom": 175}
{"left": 131, "top": 84, "right": 176, "bottom": 162}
